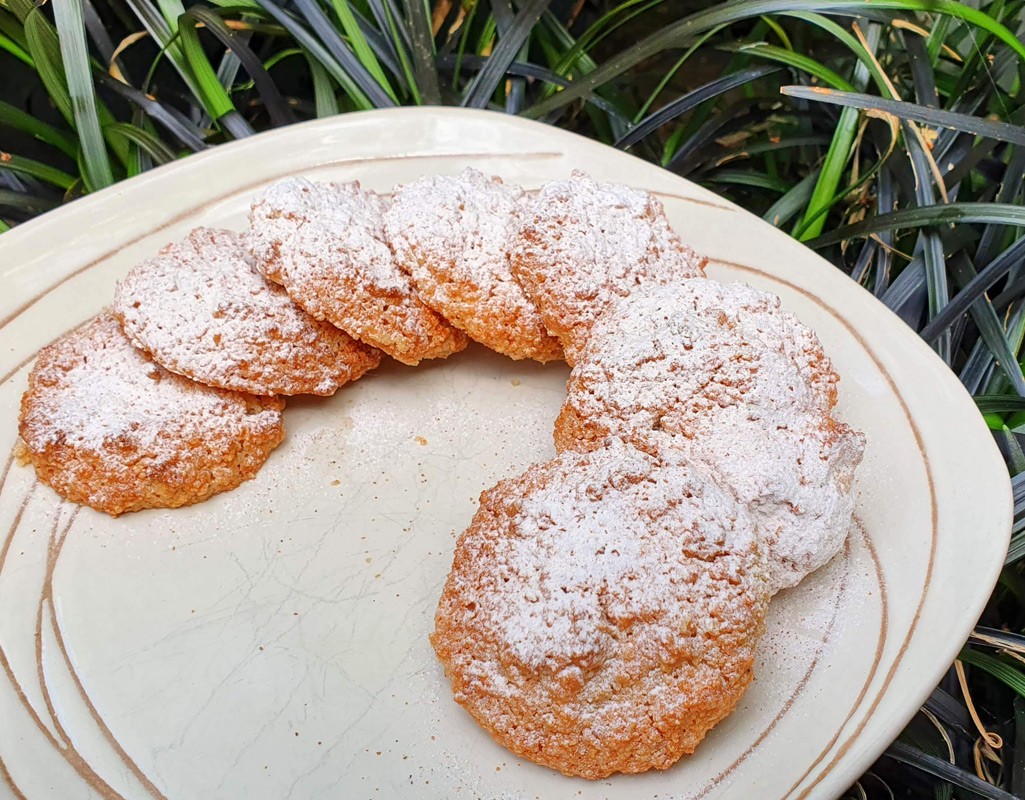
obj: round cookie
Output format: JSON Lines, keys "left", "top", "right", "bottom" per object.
{"left": 510, "top": 171, "right": 706, "bottom": 364}
{"left": 113, "top": 227, "right": 382, "bottom": 396}
{"left": 431, "top": 441, "right": 769, "bottom": 779}
{"left": 554, "top": 280, "right": 865, "bottom": 593}
{"left": 246, "top": 177, "right": 467, "bottom": 366}
{"left": 384, "top": 169, "right": 562, "bottom": 363}
{"left": 18, "top": 313, "right": 285, "bottom": 516}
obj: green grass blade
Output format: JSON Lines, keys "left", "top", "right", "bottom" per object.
{"left": 926, "top": 12, "right": 953, "bottom": 64}
{"left": 960, "top": 648, "right": 1025, "bottom": 699}
{"left": 545, "top": 0, "right": 664, "bottom": 88}
{"left": 377, "top": 0, "right": 419, "bottom": 103}
{"left": 727, "top": 42, "right": 855, "bottom": 91}
{"left": 781, "top": 86, "right": 1025, "bottom": 145}
{"left": 887, "top": 739, "right": 1020, "bottom": 800}
{"left": 524, "top": 1, "right": 1025, "bottom": 120}
{"left": 95, "top": 72, "right": 208, "bottom": 151}
{"left": 183, "top": 7, "right": 295, "bottom": 126}
{"left": 364, "top": 0, "right": 412, "bottom": 59}
{"left": 307, "top": 56, "right": 340, "bottom": 117}
{"left": 616, "top": 65, "right": 779, "bottom": 150}
{"left": 715, "top": 134, "right": 832, "bottom": 165}
{"left": 329, "top": 0, "right": 397, "bottom": 102}
{"left": 289, "top": 0, "right": 395, "bottom": 108}
{"left": 0, "top": 153, "right": 76, "bottom": 189}
{"left": 0, "top": 100, "right": 78, "bottom": 157}
{"left": 102, "top": 122, "right": 177, "bottom": 164}
{"left": 920, "top": 236, "right": 1025, "bottom": 343}
{"left": 22, "top": 9, "right": 74, "bottom": 125}
{"left": 461, "top": 0, "right": 554, "bottom": 109}
{"left": 634, "top": 25, "right": 726, "bottom": 122}
{"left": 977, "top": 145, "right": 1025, "bottom": 269}
{"left": 807, "top": 203, "right": 1025, "bottom": 247}
{"left": 51, "top": 0, "right": 114, "bottom": 190}
{"left": 402, "top": 0, "right": 440, "bottom": 104}
{"left": 437, "top": 55, "right": 631, "bottom": 124}
{"left": 795, "top": 104, "right": 858, "bottom": 239}
{"left": 0, "top": 30, "right": 33, "bottom": 66}
{"left": 123, "top": 0, "right": 204, "bottom": 104}
{"left": 254, "top": 0, "right": 375, "bottom": 110}
{"left": 793, "top": 21, "right": 879, "bottom": 241}
{"left": 901, "top": 118, "right": 951, "bottom": 361}
{"left": 706, "top": 169, "right": 792, "bottom": 192}
{"left": 974, "top": 396, "right": 1025, "bottom": 414}
{"left": 0, "top": 188, "right": 60, "bottom": 216}
{"left": 779, "top": 11, "right": 894, "bottom": 97}
{"left": 176, "top": 14, "right": 238, "bottom": 122}
{"left": 759, "top": 13, "right": 792, "bottom": 48}
{"left": 949, "top": 253, "right": 1024, "bottom": 393}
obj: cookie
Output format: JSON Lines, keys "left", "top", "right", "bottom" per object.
{"left": 431, "top": 440, "right": 769, "bottom": 779}
{"left": 114, "top": 227, "right": 381, "bottom": 396}
{"left": 385, "top": 169, "right": 562, "bottom": 363}
{"left": 18, "top": 313, "right": 285, "bottom": 516}
{"left": 510, "top": 171, "right": 705, "bottom": 364}
{"left": 246, "top": 177, "right": 467, "bottom": 365}
{"left": 554, "top": 280, "right": 865, "bottom": 592}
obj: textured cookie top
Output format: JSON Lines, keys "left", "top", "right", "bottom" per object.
{"left": 510, "top": 171, "right": 706, "bottom": 363}
{"left": 431, "top": 441, "right": 769, "bottom": 779}
{"left": 555, "top": 280, "right": 865, "bottom": 592}
{"left": 114, "top": 227, "right": 381, "bottom": 396}
{"left": 19, "top": 313, "right": 285, "bottom": 515}
{"left": 246, "top": 177, "right": 467, "bottom": 365}
{"left": 384, "top": 169, "right": 562, "bottom": 363}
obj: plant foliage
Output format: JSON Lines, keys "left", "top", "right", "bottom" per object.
{"left": 2, "top": 0, "right": 1025, "bottom": 795}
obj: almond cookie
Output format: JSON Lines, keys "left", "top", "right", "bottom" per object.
{"left": 18, "top": 313, "right": 285, "bottom": 516}
{"left": 554, "top": 280, "right": 865, "bottom": 593}
{"left": 246, "top": 177, "right": 467, "bottom": 365}
{"left": 431, "top": 440, "right": 769, "bottom": 779}
{"left": 510, "top": 171, "right": 705, "bottom": 364}
{"left": 384, "top": 169, "right": 562, "bottom": 363}
{"left": 114, "top": 227, "right": 381, "bottom": 396}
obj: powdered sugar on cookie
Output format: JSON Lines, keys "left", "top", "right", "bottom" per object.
{"left": 432, "top": 441, "right": 769, "bottom": 779}
{"left": 246, "top": 177, "right": 466, "bottom": 365}
{"left": 114, "top": 227, "right": 381, "bottom": 395}
{"left": 510, "top": 171, "right": 706, "bottom": 363}
{"left": 19, "top": 313, "right": 284, "bottom": 515}
{"left": 385, "top": 169, "right": 562, "bottom": 363}
{"left": 555, "top": 280, "right": 864, "bottom": 592}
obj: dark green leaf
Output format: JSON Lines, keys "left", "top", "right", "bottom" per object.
{"left": 183, "top": 6, "right": 295, "bottom": 126}
{"left": 289, "top": 0, "right": 395, "bottom": 108}
{"left": 780, "top": 86, "right": 1025, "bottom": 146}
{"left": 886, "top": 740, "right": 1019, "bottom": 800}
{"left": 615, "top": 66, "right": 779, "bottom": 150}
{"left": 807, "top": 204, "right": 1025, "bottom": 248}
{"left": 0, "top": 153, "right": 76, "bottom": 189}
{"left": 401, "top": 0, "right": 440, "bottom": 104}
{"left": 461, "top": 0, "right": 554, "bottom": 109}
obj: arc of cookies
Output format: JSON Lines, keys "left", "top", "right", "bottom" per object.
{"left": 14, "top": 167, "right": 865, "bottom": 778}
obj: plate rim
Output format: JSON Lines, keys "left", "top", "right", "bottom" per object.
{"left": 0, "top": 106, "right": 1012, "bottom": 800}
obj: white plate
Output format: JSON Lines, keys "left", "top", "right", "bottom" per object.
{"left": 0, "top": 108, "right": 1010, "bottom": 800}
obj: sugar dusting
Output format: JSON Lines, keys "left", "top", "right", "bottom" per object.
{"left": 21, "top": 314, "right": 283, "bottom": 470}
{"left": 510, "top": 171, "right": 706, "bottom": 361}
{"left": 432, "top": 441, "right": 770, "bottom": 778}
{"left": 114, "top": 227, "right": 380, "bottom": 395}
{"left": 246, "top": 177, "right": 466, "bottom": 363}
{"left": 249, "top": 177, "right": 404, "bottom": 290}
{"left": 384, "top": 169, "right": 561, "bottom": 362}
{"left": 558, "top": 279, "right": 865, "bottom": 594}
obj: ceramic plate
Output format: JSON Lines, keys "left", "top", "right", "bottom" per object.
{"left": 0, "top": 109, "right": 1010, "bottom": 800}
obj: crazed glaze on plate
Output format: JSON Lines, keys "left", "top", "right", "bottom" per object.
{"left": 0, "top": 108, "right": 1010, "bottom": 800}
